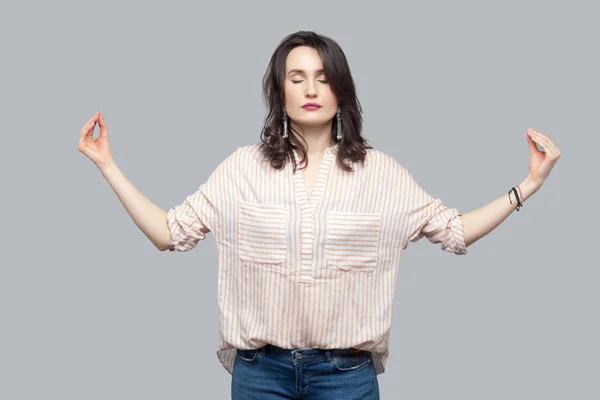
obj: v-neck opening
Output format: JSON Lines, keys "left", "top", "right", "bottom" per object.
{"left": 292, "top": 143, "right": 338, "bottom": 214}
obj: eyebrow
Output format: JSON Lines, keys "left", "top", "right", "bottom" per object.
{"left": 287, "top": 69, "right": 326, "bottom": 75}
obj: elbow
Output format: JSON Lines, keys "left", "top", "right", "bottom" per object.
{"left": 156, "top": 241, "right": 172, "bottom": 252}
{"left": 154, "top": 238, "right": 172, "bottom": 252}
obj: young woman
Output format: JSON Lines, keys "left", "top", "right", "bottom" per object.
{"left": 78, "top": 31, "right": 560, "bottom": 399}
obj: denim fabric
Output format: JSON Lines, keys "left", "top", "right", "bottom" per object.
{"left": 231, "top": 344, "right": 380, "bottom": 399}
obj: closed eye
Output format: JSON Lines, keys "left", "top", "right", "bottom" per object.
{"left": 291, "top": 80, "right": 329, "bottom": 84}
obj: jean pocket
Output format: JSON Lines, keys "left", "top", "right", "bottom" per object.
{"left": 236, "top": 348, "right": 259, "bottom": 363}
{"left": 332, "top": 350, "right": 372, "bottom": 371}
{"left": 326, "top": 212, "right": 382, "bottom": 273}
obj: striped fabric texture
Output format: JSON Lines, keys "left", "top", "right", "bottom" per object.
{"left": 166, "top": 142, "right": 467, "bottom": 375}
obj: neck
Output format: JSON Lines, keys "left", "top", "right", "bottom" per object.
{"left": 291, "top": 121, "right": 335, "bottom": 156}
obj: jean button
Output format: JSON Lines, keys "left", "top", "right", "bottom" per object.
{"left": 295, "top": 353, "right": 302, "bottom": 359}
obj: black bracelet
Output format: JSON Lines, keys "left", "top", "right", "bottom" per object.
{"left": 508, "top": 186, "right": 523, "bottom": 211}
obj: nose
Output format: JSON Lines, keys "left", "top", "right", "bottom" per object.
{"left": 305, "top": 80, "right": 317, "bottom": 97}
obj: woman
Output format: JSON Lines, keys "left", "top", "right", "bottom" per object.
{"left": 78, "top": 31, "right": 560, "bottom": 399}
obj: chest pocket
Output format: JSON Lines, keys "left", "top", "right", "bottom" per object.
{"left": 326, "top": 211, "right": 382, "bottom": 273}
{"left": 237, "top": 200, "right": 287, "bottom": 265}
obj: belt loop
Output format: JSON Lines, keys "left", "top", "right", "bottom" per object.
{"left": 325, "top": 350, "right": 332, "bottom": 363}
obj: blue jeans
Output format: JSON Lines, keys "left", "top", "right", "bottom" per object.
{"left": 231, "top": 344, "right": 380, "bottom": 399}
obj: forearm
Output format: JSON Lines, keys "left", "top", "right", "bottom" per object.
{"left": 98, "top": 162, "right": 172, "bottom": 251}
{"left": 460, "top": 176, "right": 540, "bottom": 247}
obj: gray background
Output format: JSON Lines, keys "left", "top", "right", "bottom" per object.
{"left": 1, "top": 0, "right": 597, "bottom": 399}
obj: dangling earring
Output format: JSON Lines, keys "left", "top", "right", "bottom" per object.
{"left": 282, "top": 108, "right": 289, "bottom": 139}
{"left": 336, "top": 105, "right": 342, "bottom": 140}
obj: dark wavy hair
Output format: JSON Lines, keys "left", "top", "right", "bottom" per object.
{"left": 258, "top": 30, "right": 373, "bottom": 173}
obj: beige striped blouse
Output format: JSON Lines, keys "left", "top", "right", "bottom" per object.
{"left": 166, "top": 142, "right": 467, "bottom": 375}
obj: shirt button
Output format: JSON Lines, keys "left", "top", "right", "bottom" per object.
{"left": 295, "top": 353, "right": 302, "bottom": 359}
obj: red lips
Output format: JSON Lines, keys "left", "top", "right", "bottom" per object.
{"left": 302, "top": 102, "right": 321, "bottom": 108}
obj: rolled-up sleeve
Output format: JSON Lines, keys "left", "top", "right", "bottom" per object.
{"left": 166, "top": 186, "right": 213, "bottom": 252}
{"left": 401, "top": 169, "right": 467, "bottom": 255}
{"left": 165, "top": 147, "right": 238, "bottom": 252}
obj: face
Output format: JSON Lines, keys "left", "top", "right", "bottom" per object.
{"left": 284, "top": 46, "right": 338, "bottom": 131}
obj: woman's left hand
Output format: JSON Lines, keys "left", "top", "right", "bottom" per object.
{"left": 525, "top": 127, "right": 561, "bottom": 189}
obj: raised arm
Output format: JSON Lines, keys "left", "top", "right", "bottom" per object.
{"left": 78, "top": 112, "right": 172, "bottom": 251}
{"left": 461, "top": 127, "right": 561, "bottom": 247}
{"left": 99, "top": 162, "right": 172, "bottom": 251}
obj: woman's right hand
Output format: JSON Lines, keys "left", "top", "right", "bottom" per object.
{"left": 78, "top": 111, "right": 115, "bottom": 169}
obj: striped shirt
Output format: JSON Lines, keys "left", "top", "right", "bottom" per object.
{"left": 166, "top": 142, "right": 467, "bottom": 375}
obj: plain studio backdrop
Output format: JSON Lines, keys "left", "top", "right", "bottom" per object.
{"left": 0, "top": 1, "right": 596, "bottom": 399}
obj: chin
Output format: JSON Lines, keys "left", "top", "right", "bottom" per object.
{"left": 295, "top": 117, "right": 331, "bottom": 126}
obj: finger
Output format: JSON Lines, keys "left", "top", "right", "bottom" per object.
{"left": 98, "top": 112, "right": 108, "bottom": 137}
{"left": 79, "top": 116, "right": 98, "bottom": 141}
{"left": 527, "top": 131, "right": 558, "bottom": 158}
{"left": 79, "top": 120, "right": 95, "bottom": 139}
{"left": 527, "top": 127, "right": 548, "bottom": 136}
{"left": 527, "top": 128, "right": 560, "bottom": 154}
{"left": 539, "top": 135, "right": 559, "bottom": 155}
{"left": 527, "top": 132, "right": 550, "bottom": 153}
{"left": 79, "top": 116, "right": 95, "bottom": 132}
{"left": 527, "top": 129, "right": 559, "bottom": 155}
{"left": 526, "top": 134, "right": 539, "bottom": 154}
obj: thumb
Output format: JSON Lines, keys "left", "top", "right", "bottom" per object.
{"left": 526, "top": 131, "right": 538, "bottom": 154}
{"left": 98, "top": 112, "right": 108, "bottom": 137}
